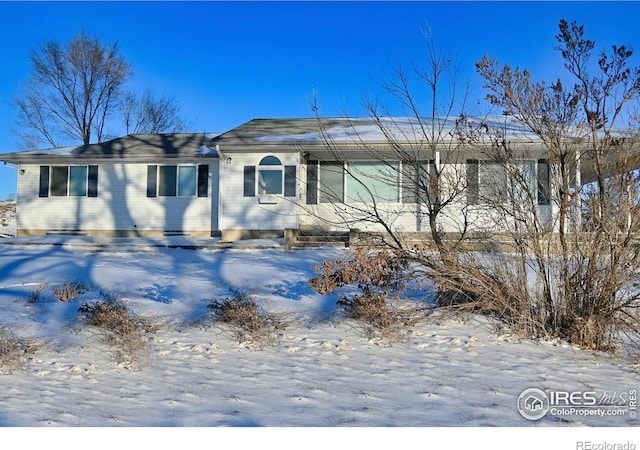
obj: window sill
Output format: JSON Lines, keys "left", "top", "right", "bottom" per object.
{"left": 258, "top": 195, "right": 279, "bottom": 204}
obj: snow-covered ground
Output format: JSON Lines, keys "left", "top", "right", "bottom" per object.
{"left": 0, "top": 209, "right": 638, "bottom": 446}
{"left": 0, "top": 201, "right": 15, "bottom": 237}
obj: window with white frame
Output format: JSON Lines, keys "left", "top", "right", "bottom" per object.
{"left": 258, "top": 156, "right": 283, "bottom": 195}
{"left": 307, "top": 160, "right": 408, "bottom": 205}
{"left": 401, "top": 160, "right": 435, "bottom": 204}
{"left": 243, "top": 156, "right": 296, "bottom": 198}
{"left": 346, "top": 161, "right": 399, "bottom": 203}
{"left": 466, "top": 159, "right": 540, "bottom": 205}
{"left": 318, "top": 161, "right": 344, "bottom": 203}
{"left": 146, "top": 164, "right": 209, "bottom": 198}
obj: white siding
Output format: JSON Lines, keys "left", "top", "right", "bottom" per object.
{"left": 219, "top": 153, "right": 298, "bottom": 233}
{"left": 298, "top": 161, "right": 556, "bottom": 234}
{"left": 17, "top": 162, "right": 218, "bottom": 236}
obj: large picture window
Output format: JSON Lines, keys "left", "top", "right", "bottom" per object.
{"left": 39, "top": 165, "right": 98, "bottom": 198}
{"left": 309, "top": 160, "right": 409, "bottom": 204}
{"left": 346, "top": 161, "right": 399, "bottom": 203}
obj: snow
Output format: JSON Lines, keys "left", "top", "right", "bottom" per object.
{"left": 197, "top": 144, "right": 220, "bottom": 156}
{"left": 256, "top": 116, "right": 541, "bottom": 144}
{"left": 0, "top": 201, "right": 15, "bottom": 237}
{"left": 0, "top": 210, "right": 638, "bottom": 445}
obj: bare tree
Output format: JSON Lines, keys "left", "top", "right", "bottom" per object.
{"left": 121, "top": 90, "right": 189, "bottom": 135}
{"left": 306, "top": 27, "right": 479, "bottom": 339}
{"left": 309, "top": 21, "right": 640, "bottom": 351}
{"left": 14, "top": 32, "right": 132, "bottom": 148}
{"left": 469, "top": 19, "right": 640, "bottom": 349}
{"left": 308, "top": 25, "right": 474, "bottom": 257}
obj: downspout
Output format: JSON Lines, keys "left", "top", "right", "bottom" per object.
{"left": 216, "top": 144, "right": 223, "bottom": 238}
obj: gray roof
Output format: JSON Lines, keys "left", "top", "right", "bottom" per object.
{"left": 0, "top": 133, "right": 220, "bottom": 163}
{"left": 210, "top": 116, "right": 544, "bottom": 151}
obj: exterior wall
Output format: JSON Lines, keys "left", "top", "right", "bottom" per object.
{"left": 297, "top": 160, "right": 557, "bottom": 235}
{"left": 16, "top": 162, "right": 218, "bottom": 237}
{"left": 218, "top": 152, "right": 299, "bottom": 240}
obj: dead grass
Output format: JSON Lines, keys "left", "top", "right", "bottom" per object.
{"left": 0, "top": 327, "right": 39, "bottom": 374}
{"left": 310, "top": 249, "right": 424, "bottom": 342}
{"left": 78, "top": 300, "right": 155, "bottom": 369}
{"left": 208, "top": 290, "right": 280, "bottom": 349}
{"left": 52, "top": 279, "right": 90, "bottom": 302}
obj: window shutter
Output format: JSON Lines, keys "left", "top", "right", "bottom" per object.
{"left": 466, "top": 159, "right": 479, "bottom": 205}
{"left": 88, "top": 165, "right": 99, "bottom": 197}
{"left": 401, "top": 162, "right": 417, "bottom": 204}
{"left": 306, "top": 161, "right": 318, "bottom": 205}
{"left": 243, "top": 166, "right": 256, "bottom": 197}
{"left": 39, "top": 166, "right": 50, "bottom": 198}
{"left": 147, "top": 165, "right": 157, "bottom": 198}
{"left": 284, "top": 165, "right": 296, "bottom": 197}
{"left": 197, "top": 165, "right": 209, "bottom": 197}
{"left": 537, "top": 159, "right": 550, "bottom": 205}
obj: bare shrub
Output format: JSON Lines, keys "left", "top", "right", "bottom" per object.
{"left": 310, "top": 249, "right": 423, "bottom": 341}
{"left": 207, "top": 290, "right": 279, "bottom": 349}
{"left": 0, "top": 327, "right": 38, "bottom": 374}
{"left": 78, "top": 300, "right": 154, "bottom": 368}
{"left": 27, "top": 281, "right": 47, "bottom": 304}
{"left": 309, "top": 248, "right": 409, "bottom": 295}
{"left": 52, "top": 279, "right": 89, "bottom": 302}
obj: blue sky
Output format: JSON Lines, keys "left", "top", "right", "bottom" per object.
{"left": 1, "top": 1, "right": 640, "bottom": 199}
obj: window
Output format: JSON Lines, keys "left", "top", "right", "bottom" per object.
{"left": 402, "top": 160, "right": 435, "bottom": 204}
{"left": 467, "top": 159, "right": 540, "bottom": 205}
{"left": 258, "top": 156, "right": 283, "bottom": 195}
{"left": 243, "top": 156, "right": 296, "bottom": 198}
{"left": 159, "top": 166, "right": 177, "bottom": 196}
{"left": 309, "top": 160, "right": 403, "bottom": 204}
{"left": 50, "top": 166, "right": 69, "bottom": 197}
{"left": 69, "top": 166, "right": 88, "bottom": 197}
{"left": 347, "top": 161, "right": 399, "bottom": 203}
{"left": 39, "top": 165, "right": 98, "bottom": 198}
{"left": 319, "top": 161, "right": 344, "bottom": 203}
{"left": 147, "top": 164, "right": 208, "bottom": 198}
{"left": 178, "top": 166, "right": 197, "bottom": 196}
{"left": 479, "top": 162, "right": 509, "bottom": 204}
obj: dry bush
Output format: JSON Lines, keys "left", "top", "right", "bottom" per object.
{"left": 310, "top": 249, "right": 423, "bottom": 342}
{"left": 207, "top": 290, "right": 280, "bottom": 349}
{"left": 309, "top": 248, "right": 409, "bottom": 295}
{"left": 0, "top": 327, "right": 38, "bottom": 374}
{"left": 27, "top": 281, "right": 47, "bottom": 304}
{"left": 52, "top": 279, "right": 89, "bottom": 302}
{"left": 337, "top": 289, "right": 418, "bottom": 341}
{"left": 78, "top": 300, "right": 154, "bottom": 368}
